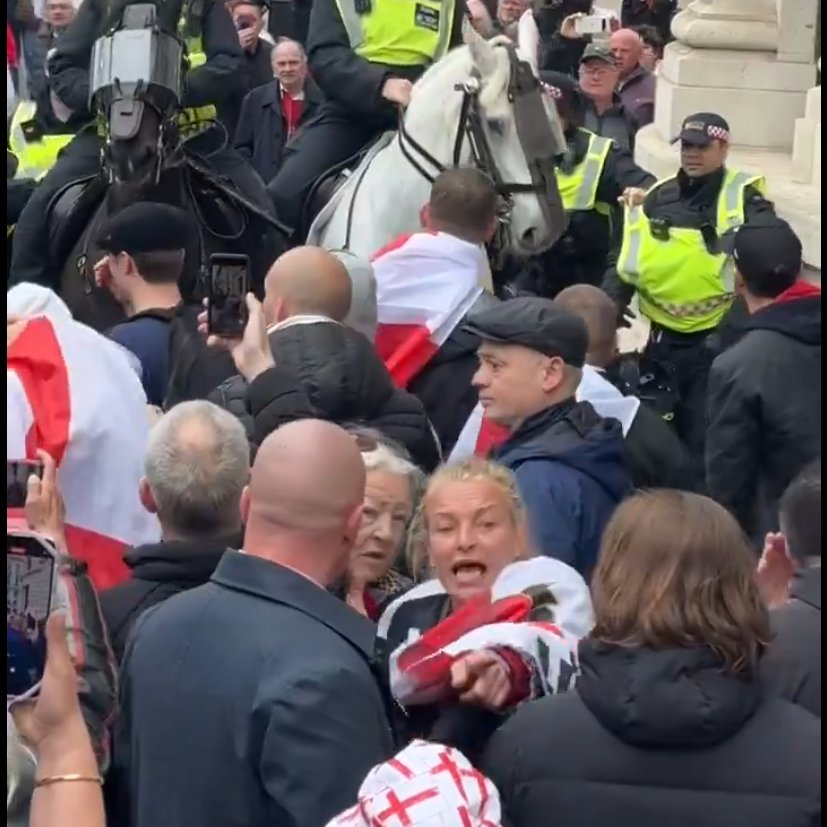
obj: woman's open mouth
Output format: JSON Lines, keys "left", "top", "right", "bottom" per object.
{"left": 452, "top": 561, "right": 488, "bottom": 586}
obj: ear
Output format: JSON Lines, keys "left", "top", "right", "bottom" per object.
{"left": 419, "top": 203, "right": 430, "bottom": 229}
{"left": 343, "top": 503, "right": 364, "bottom": 548}
{"left": 469, "top": 35, "right": 499, "bottom": 79}
{"left": 124, "top": 253, "right": 138, "bottom": 277}
{"left": 139, "top": 478, "right": 157, "bottom": 515}
{"left": 239, "top": 485, "right": 251, "bottom": 526}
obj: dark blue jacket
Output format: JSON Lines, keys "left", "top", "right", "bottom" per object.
{"left": 109, "top": 551, "right": 395, "bottom": 827}
{"left": 493, "top": 399, "right": 630, "bottom": 579}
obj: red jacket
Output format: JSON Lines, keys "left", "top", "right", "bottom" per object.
{"left": 8, "top": 23, "right": 18, "bottom": 68}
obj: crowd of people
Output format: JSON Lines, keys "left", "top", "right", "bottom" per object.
{"left": 5, "top": 0, "right": 822, "bottom": 825}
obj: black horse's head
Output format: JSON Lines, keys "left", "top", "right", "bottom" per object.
{"left": 90, "top": 2, "right": 186, "bottom": 188}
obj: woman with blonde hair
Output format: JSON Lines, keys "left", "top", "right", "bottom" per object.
{"left": 377, "top": 458, "right": 592, "bottom": 756}
{"left": 482, "top": 490, "right": 821, "bottom": 827}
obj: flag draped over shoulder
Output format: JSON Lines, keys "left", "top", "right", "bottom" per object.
{"left": 372, "top": 231, "right": 484, "bottom": 388}
{"left": 7, "top": 315, "right": 160, "bottom": 589}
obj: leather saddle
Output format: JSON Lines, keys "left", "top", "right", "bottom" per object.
{"left": 47, "top": 174, "right": 108, "bottom": 275}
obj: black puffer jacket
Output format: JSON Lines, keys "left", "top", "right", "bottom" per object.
{"left": 482, "top": 642, "right": 821, "bottom": 827}
{"left": 706, "top": 289, "right": 821, "bottom": 540}
{"left": 211, "top": 321, "right": 441, "bottom": 470}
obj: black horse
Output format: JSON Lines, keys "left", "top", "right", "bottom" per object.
{"left": 47, "top": 2, "right": 287, "bottom": 331}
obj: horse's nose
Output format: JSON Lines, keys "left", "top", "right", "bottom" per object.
{"left": 520, "top": 227, "right": 541, "bottom": 251}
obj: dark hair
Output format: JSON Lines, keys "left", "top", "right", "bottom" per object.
{"left": 428, "top": 168, "right": 498, "bottom": 243}
{"left": 779, "top": 460, "right": 821, "bottom": 562}
{"left": 739, "top": 262, "right": 800, "bottom": 299}
{"left": 634, "top": 25, "right": 664, "bottom": 58}
{"left": 591, "top": 490, "right": 771, "bottom": 677}
{"left": 131, "top": 248, "right": 186, "bottom": 284}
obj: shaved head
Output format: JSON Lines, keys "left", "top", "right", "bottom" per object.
{"left": 610, "top": 28, "right": 643, "bottom": 78}
{"left": 243, "top": 419, "right": 366, "bottom": 584}
{"left": 555, "top": 285, "right": 618, "bottom": 368}
{"left": 262, "top": 246, "right": 353, "bottom": 326}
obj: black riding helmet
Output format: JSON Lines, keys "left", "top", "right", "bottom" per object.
{"left": 538, "top": 70, "right": 584, "bottom": 130}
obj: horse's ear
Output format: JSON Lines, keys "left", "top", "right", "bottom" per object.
{"left": 468, "top": 35, "right": 499, "bottom": 79}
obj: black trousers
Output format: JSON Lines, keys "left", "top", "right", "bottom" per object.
{"left": 10, "top": 127, "right": 271, "bottom": 291}
{"left": 644, "top": 327, "right": 715, "bottom": 491}
{"left": 267, "top": 106, "right": 392, "bottom": 236}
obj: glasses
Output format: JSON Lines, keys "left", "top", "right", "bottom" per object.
{"left": 579, "top": 66, "right": 614, "bottom": 78}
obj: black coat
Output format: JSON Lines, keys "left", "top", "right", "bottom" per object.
{"left": 761, "top": 567, "right": 821, "bottom": 718}
{"left": 706, "top": 292, "right": 821, "bottom": 540}
{"left": 482, "top": 642, "right": 821, "bottom": 827}
{"left": 212, "top": 321, "right": 441, "bottom": 470}
{"left": 234, "top": 78, "right": 323, "bottom": 183}
{"left": 98, "top": 538, "right": 233, "bottom": 664}
{"left": 110, "top": 551, "right": 395, "bottom": 827}
{"left": 218, "top": 38, "right": 275, "bottom": 137}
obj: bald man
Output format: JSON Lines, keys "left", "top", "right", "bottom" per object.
{"left": 556, "top": 285, "right": 693, "bottom": 491}
{"left": 610, "top": 28, "right": 655, "bottom": 126}
{"left": 114, "top": 419, "right": 396, "bottom": 827}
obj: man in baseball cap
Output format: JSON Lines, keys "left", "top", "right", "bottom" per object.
{"left": 706, "top": 215, "right": 820, "bottom": 541}
{"left": 465, "top": 297, "right": 630, "bottom": 579}
{"left": 671, "top": 111, "right": 732, "bottom": 178}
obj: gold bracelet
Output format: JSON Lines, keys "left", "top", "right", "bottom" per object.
{"left": 34, "top": 774, "right": 103, "bottom": 788}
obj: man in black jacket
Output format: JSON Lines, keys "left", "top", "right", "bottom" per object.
{"left": 760, "top": 460, "right": 821, "bottom": 718}
{"left": 99, "top": 400, "right": 249, "bottom": 663}
{"left": 266, "top": 0, "right": 466, "bottom": 235}
{"left": 207, "top": 246, "right": 441, "bottom": 469}
{"left": 9, "top": 0, "right": 273, "bottom": 289}
{"left": 706, "top": 216, "right": 821, "bottom": 541}
{"left": 234, "top": 38, "right": 323, "bottom": 183}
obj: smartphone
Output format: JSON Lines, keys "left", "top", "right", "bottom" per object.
{"left": 574, "top": 15, "right": 615, "bottom": 35}
{"left": 7, "top": 459, "right": 44, "bottom": 509}
{"left": 7, "top": 531, "right": 58, "bottom": 698}
{"left": 208, "top": 253, "right": 250, "bottom": 337}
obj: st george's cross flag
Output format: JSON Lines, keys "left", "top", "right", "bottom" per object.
{"left": 372, "top": 231, "right": 485, "bottom": 388}
{"left": 7, "top": 304, "right": 160, "bottom": 589}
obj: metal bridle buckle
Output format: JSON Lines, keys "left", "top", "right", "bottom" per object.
{"left": 453, "top": 77, "right": 481, "bottom": 96}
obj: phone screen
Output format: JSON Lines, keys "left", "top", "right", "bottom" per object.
{"left": 7, "top": 460, "right": 45, "bottom": 509}
{"left": 208, "top": 256, "right": 250, "bottom": 337}
{"left": 7, "top": 534, "right": 57, "bottom": 697}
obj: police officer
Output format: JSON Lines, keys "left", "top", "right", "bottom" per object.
{"left": 267, "top": 0, "right": 467, "bottom": 235}
{"left": 10, "top": 0, "right": 273, "bottom": 291}
{"left": 604, "top": 112, "right": 776, "bottom": 485}
{"left": 509, "top": 71, "right": 654, "bottom": 298}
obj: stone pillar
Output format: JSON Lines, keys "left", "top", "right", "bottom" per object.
{"left": 792, "top": 59, "right": 821, "bottom": 184}
{"left": 648, "top": 0, "right": 818, "bottom": 152}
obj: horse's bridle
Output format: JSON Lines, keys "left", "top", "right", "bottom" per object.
{"left": 397, "top": 41, "right": 565, "bottom": 254}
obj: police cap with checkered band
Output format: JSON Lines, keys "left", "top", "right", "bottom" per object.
{"left": 671, "top": 112, "right": 731, "bottom": 147}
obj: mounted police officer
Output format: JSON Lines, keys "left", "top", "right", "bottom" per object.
{"left": 509, "top": 70, "right": 655, "bottom": 298}
{"left": 9, "top": 0, "right": 273, "bottom": 291}
{"left": 603, "top": 112, "right": 777, "bottom": 486}
{"left": 266, "top": 0, "right": 467, "bottom": 236}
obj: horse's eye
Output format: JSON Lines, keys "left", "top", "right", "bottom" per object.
{"left": 486, "top": 118, "right": 506, "bottom": 136}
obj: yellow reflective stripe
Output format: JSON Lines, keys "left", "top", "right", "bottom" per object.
{"left": 618, "top": 205, "right": 643, "bottom": 284}
{"left": 569, "top": 134, "right": 612, "bottom": 211}
{"left": 721, "top": 170, "right": 752, "bottom": 228}
{"left": 335, "top": 0, "right": 365, "bottom": 50}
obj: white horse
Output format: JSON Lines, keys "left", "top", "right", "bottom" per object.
{"left": 309, "top": 31, "right": 565, "bottom": 261}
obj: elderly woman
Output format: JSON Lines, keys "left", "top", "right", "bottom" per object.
{"left": 345, "top": 430, "right": 424, "bottom": 620}
{"left": 377, "top": 458, "right": 592, "bottom": 757}
{"left": 481, "top": 490, "right": 821, "bottom": 827}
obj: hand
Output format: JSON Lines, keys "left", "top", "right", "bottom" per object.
{"left": 560, "top": 12, "right": 585, "bottom": 39}
{"left": 450, "top": 650, "right": 512, "bottom": 710}
{"left": 381, "top": 77, "right": 413, "bottom": 108}
{"left": 238, "top": 28, "right": 257, "bottom": 51}
{"left": 198, "top": 292, "right": 275, "bottom": 383}
{"left": 93, "top": 256, "right": 113, "bottom": 292}
{"left": 617, "top": 303, "right": 636, "bottom": 329}
{"left": 11, "top": 613, "right": 86, "bottom": 758}
{"left": 757, "top": 532, "right": 798, "bottom": 609}
{"left": 25, "top": 450, "right": 67, "bottom": 550}
{"left": 618, "top": 187, "right": 648, "bottom": 208}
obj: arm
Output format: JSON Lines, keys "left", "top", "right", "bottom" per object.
{"left": 598, "top": 144, "right": 656, "bottom": 199}
{"left": 256, "top": 663, "right": 394, "bottom": 827}
{"left": 601, "top": 265, "right": 636, "bottom": 310}
{"left": 182, "top": 0, "right": 242, "bottom": 109}
{"left": 46, "top": 0, "right": 105, "bottom": 115}
{"left": 233, "top": 91, "right": 256, "bottom": 161}
{"left": 306, "top": 0, "right": 392, "bottom": 114}
{"left": 743, "top": 185, "right": 777, "bottom": 223}
{"left": 513, "top": 462, "right": 579, "bottom": 567}
{"left": 705, "top": 356, "right": 761, "bottom": 535}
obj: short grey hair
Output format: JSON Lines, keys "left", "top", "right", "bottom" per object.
{"left": 145, "top": 401, "right": 250, "bottom": 538}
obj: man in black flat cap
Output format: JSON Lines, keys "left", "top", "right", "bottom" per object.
{"left": 467, "top": 296, "right": 631, "bottom": 580}
{"left": 706, "top": 216, "right": 820, "bottom": 543}
{"left": 604, "top": 111, "right": 777, "bottom": 488}
{"left": 94, "top": 203, "right": 195, "bottom": 407}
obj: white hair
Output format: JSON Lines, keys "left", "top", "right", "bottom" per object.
{"left": 145, "top": 401, "right": 250, "bottom": 537}
{"left": 361, "top": 441, "right": 426, "bottom": 506}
